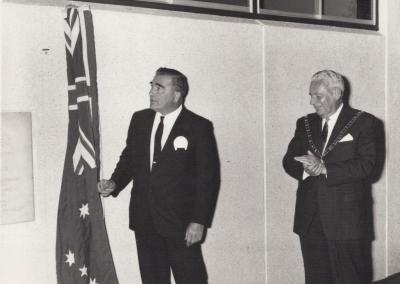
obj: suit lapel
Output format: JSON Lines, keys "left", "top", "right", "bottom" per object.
{"left": 151, "top": 107, "right": 187, "bottom": 174}
{"left": 145, "top": 110, "right": 156, "bottom": 174}
{"left": 326, "top": 106, "right": 353, "bottom": 147}
{"left": 163, "top": 108, "right": 186, "bottom": 154}
{"left": 309, "top": 114, "right": 323, "bottom": 154}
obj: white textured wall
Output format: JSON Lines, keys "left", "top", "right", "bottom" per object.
{"left": 386, "top": 0, "right": 400, "bottom": 276}
{"left": 1, "top": 1, "right": 399, "bottom": 284}
{"left": 1, "top": 3, "right": 67, "bottom": 284}
{"left": 1, "top": 2, "right": 265, "bottom": 284}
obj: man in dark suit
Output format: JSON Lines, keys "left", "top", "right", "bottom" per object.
{"left": 283, "top": 70, "right": 377, "bottom": 283}
{"left": 98, "top": 67, "right": 220, "bottom": 284}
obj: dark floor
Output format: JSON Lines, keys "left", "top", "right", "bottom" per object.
{"left": 373, "top": 272, "right": 400, "bottom": 284}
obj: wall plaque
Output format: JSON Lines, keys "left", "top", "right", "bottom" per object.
{"left": 1, "top": 112, "right": 35, "bottom": 225}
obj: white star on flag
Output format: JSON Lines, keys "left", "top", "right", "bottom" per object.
{"left": 89, "top": 277, "right": 99, "bottom": 284}
{"left": 79, "top": 265, "right": 88, "bottom": 277}
{"left": 79, "top": 203, "right": 90, "bottom": 219}
{"left": 65, "top": 250, "right": 75, "bottom": 267}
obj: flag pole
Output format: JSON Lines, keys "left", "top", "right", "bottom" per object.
{"left": 98, "top": 108, "right": 106, "bottom": 219}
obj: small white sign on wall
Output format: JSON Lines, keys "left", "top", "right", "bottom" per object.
{"left": 1, "top": 112, "right": 35, "bottom": 225}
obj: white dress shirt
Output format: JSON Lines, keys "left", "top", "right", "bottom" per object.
{"left": 321, "top": 103, "right": 343, "bottom": 153}
{"left": 302, "top": 103, "right": 343, "bottom": 179}
{"left": 149, "top": 105, "right": 182, "bottom": 170}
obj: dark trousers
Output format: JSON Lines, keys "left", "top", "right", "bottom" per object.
{"left": 300, "top": 211, "right": 372, "bottom": 284}
{"left": 134, "top": 223, "right": 208, "bottom": 284}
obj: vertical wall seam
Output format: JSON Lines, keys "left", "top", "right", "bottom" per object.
{"left": 262, "top": 25, "right": 268, "bottom": 284}
{"left": 384, "top": 1, "right": 389, "bottom": 276}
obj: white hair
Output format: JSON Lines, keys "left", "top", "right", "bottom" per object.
{"left": 311, "top": 70, "right": 344, "bottom": 94}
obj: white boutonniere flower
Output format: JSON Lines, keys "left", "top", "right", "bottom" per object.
{"left": 173, "top": 136, "right": 188, "bottom": 151}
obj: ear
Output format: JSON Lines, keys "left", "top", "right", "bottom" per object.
{"left": 332, "top": 88, "right": 343, "bottom": 101}
{"left": 174, "top": 91, "right": 182, "bottom": 103}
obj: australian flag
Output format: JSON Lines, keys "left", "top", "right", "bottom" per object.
{"left": 56, "top": 6, "right": 119, "bottom": 284}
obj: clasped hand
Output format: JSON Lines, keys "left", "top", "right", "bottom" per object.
{"left": 294, "top": 150, "right": 326, "bottom": 176}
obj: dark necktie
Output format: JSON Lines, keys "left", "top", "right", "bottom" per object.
{"left": 321, "top": 119, "right": 329, "bottom": 151}
{"left": 153, "top": 116, "right": 164, "bottom": 167}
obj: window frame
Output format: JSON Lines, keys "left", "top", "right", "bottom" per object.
{"left": 80, "top": 0, "right": 378, "bottom": 31}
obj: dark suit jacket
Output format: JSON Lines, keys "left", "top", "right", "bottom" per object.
{"left": 283, "top": 105, "right": 377, "bottom": 240}
{"left": 110, "top": 107, "right": 220, "bottom": 237}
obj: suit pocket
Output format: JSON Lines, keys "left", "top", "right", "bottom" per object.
{"left": 338, "top": 140, "right": 353, "bottom": 144}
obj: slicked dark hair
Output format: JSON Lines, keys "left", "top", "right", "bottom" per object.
{"left": 156, "top": 67, "right": 189, "bottom": 99}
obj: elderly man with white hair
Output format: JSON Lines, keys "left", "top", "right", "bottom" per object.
{"left": 283, "top": 70, "right": 378, "bottom": 283}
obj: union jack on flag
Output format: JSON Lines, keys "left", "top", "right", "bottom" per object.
{"left": 56, "top": 6, "right": 119, "bottom": 284}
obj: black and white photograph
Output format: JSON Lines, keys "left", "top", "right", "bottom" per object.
{"left": 1, "top": 0, "right": 399, "bottom": 283}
